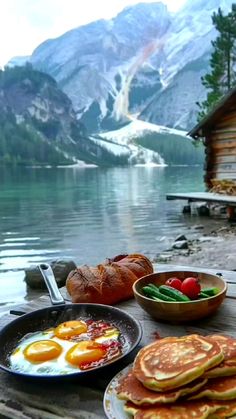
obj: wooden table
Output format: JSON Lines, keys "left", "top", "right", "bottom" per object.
{"left": 0, "top": 263, "right": 236, "bottom": 419}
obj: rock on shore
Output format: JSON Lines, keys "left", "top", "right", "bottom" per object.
{"left": 153, "top": 225, "right": 236, "bottom": 271}
{"left": 24, "top": 259, "right": 77, "bottom": 289}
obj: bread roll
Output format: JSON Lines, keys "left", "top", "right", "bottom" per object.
{"left": 66, "top": 253, "right": 153, "bottom": 305}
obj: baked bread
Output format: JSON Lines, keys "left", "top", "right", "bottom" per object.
{"left": 66, "top": 253, "right": 153, "bottom": 304}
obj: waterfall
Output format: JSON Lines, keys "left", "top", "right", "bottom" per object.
{"left": 129, "top": 146, "right": 166, "bottom": 167}
{"left": 112, "top": 39, "right": 164, "bottom": 121}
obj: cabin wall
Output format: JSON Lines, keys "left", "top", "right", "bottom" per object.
{"left": 204, "top": 104, "right": 236, "bottom": 189}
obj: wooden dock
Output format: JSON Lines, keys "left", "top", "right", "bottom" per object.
{"left": 166, "top": 192, "right": 236, "bottom": 206}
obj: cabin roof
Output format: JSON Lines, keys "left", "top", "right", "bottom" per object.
{"left": 188, "top": 86, "right": 236, "bottom": 139}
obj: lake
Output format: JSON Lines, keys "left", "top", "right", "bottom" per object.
{"left": 0, "top": 165, "right": 205, "bottom": 306}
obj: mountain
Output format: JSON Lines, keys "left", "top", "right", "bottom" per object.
{"left": 7, "top": 55, "right": 30, "bottom": 68}
{"left": 13, "top": 0, "right": 231, "bottom": 134}
{"left": 140, "top": 0, "right": 231, "bottom": 128}
{"left": 26, "top": 3, "right": 170, "bottom": 133}
{"left": 1, "top": 65, "right": 170, "bottom": 166}
{"left": 0, "top": 65, "right": 136, "bottom": 166}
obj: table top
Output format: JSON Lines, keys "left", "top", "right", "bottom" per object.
{"left": 0, "top": 263, "right": 236, "bottom": 419}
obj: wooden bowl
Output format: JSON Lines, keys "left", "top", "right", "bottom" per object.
{"left": 133, "top": 271, "right": 227, "bottom": 324}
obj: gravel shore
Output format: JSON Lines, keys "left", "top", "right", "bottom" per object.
{"left": 154, "top": 222, "right": 236, "bottom": 271}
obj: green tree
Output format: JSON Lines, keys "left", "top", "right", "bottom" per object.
{"left": 197, "top": 4, "right": 236, "bottom": 120}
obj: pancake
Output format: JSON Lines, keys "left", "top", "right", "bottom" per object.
{"left": 208, "top": 400, "right": 236, "bottom": 418}
{"left": 133, "top": 334, "right": 223, "bottom": 392}
{"left": 204, "top": 335, "right": 236, "bottom": 378}
{"left": 116, "top": 368, "right": 208, "bottom": 405}
{"left": 124, "top": 400, "right": 222, "bottom": 419}
{"left": 189, "top": 375, "right": 236, "bottom": 400}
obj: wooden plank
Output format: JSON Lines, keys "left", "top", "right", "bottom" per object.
{"left": 0, "top": 372, "right": 105, "bottom": 418}
{"left": 216, "top": 120, "right": 236, "bottom": 129}
{"left": 214, "top": 110, "right": 236, "bottom": 125}
{"left": 213, "top": 163, "right": 236, "bottom": 179}
{"left": 166, "top": 192, "right": 236, "bottom": 205}
{"left": 211, "top": 140, "right": 236, "bottom": 150}
{"left": 214, "top": 121, "right": 236, "bottom": 129}
{"left": 216, "top": 173, "right": 236, "bottom": 180}
{"left": 211, "top": 163, "right": 236, "bottom": 173}
{"left": 213, "top": 148, "right": 236, "bottom": 157}
{"left": 155, "top": 264, "right": 236, "bottom": 283}
{"left": 211, "top": 172, "right": 236, "bottom": 180}
{"left": 214, "top": 163, "right": 236, "bottom": 171}
{"left": 215, "top": 155, "right": 236, "bottom": 164}
{"left": 211, "top": 132, "right": 236, "bottom": 140}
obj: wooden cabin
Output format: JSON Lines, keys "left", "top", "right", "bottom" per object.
{"left": 188, "top": 87, "right": 236, "bottom": 191}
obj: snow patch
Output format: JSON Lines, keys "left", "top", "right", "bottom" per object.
{"left": 102, "top": 118, "right": 189, "bottom": 142}
{"left": 99, "top": 118, "right": 189, "bottom": 166}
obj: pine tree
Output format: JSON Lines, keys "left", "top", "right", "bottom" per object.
{"left": 197, "top": 4, "right": 236, "bottom": 120}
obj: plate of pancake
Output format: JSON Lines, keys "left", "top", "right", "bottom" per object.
{"left": 103, "top": 333, "right": 236, "bottom": 419}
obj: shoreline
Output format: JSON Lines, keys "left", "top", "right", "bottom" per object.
{"left": 153, "top": 222, "right": 236, "bottom": 271}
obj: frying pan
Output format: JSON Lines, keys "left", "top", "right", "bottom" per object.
{"left": 0, "top": 263, "right": 142, "bottom": 380}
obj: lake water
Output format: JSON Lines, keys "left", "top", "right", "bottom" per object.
{"left": 0, "top": 165, "right": 205, "bottom": 306}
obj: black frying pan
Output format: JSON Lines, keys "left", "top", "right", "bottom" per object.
{"left": 0, "top": 264, "right": 142, "bottom": 380}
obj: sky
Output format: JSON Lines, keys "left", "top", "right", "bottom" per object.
{"left": 0, "top": 0, "right": 186, "bottom": 68}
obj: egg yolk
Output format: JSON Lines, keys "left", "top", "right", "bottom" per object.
{"left": 54, "top": 320, "right": 88, "bottom": 339}
{"left": 66, "top": 340, "right": 106, "bottom": 367}
{"left": 23, "top": 340, "right": 62, "bottom": 363}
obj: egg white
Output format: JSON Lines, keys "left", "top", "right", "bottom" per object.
{"left": 9, "top": 327, "right": 120, "bottom": 376}
{"left": 10, "top": 330, "right": 82, "bottom": 375}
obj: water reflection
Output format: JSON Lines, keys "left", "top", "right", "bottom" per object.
{"left": 0, "top": 165, "right": 205, "bottom": 304}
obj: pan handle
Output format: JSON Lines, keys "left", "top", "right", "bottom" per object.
{"left": 38, "top": 263, "right": 65, "bottom": 305}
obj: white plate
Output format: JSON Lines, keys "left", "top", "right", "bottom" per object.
{"left": 103, "top": 365, "right": 236, "bottom": 419}
{"left": 103, "top": 364, "right": 133, "bottom": 419}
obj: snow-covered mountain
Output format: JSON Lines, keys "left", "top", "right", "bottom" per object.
{"left": 100, "top": 119, "right": 185, "bottom": 166}
{"left": 141, "top": 0, "right": 232, "bottom": 128}
{"left": 6, "top": 0, "right": 232, "bottom": 166}
{"left": 100, "top": 118, "right": 204, "bottom": 166}
{"left": 15, "top": 0, "right": 231, "bottom": 134}
{"left": 26, "top": 2, "right": 169, "bottom": 133}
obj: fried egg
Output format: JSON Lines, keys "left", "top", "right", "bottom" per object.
{"left": 9, "top": 320, "right": 121, "bottom": 376}
{"left": 66, "top": 340, "right": 107, "bottom": 367}
{"left": 54, "top": 320, "right": 88, "bottom": 339}
{"left": 24, "top": 339, "right": 62, "bottom": 362}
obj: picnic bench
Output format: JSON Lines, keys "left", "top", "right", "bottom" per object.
{"left": 0, "top": 263, "right": 236, "bottom": 419}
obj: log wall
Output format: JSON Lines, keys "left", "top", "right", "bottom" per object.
{"left": 204, "top": 104, "right": 236, "bottom": 188}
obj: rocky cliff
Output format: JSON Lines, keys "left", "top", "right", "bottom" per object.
{"left": 0, "top": 65, "right": 131, "bottom": 166}
{"left": 17, "top": 0, "right": 232, "bottom": 133}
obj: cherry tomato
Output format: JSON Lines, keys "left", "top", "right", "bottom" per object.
{"left": 181, "top": 277, "right": 201, "bottom": 299}
{"left": 165, "top": 277, "right": 182, "bottom": 291}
